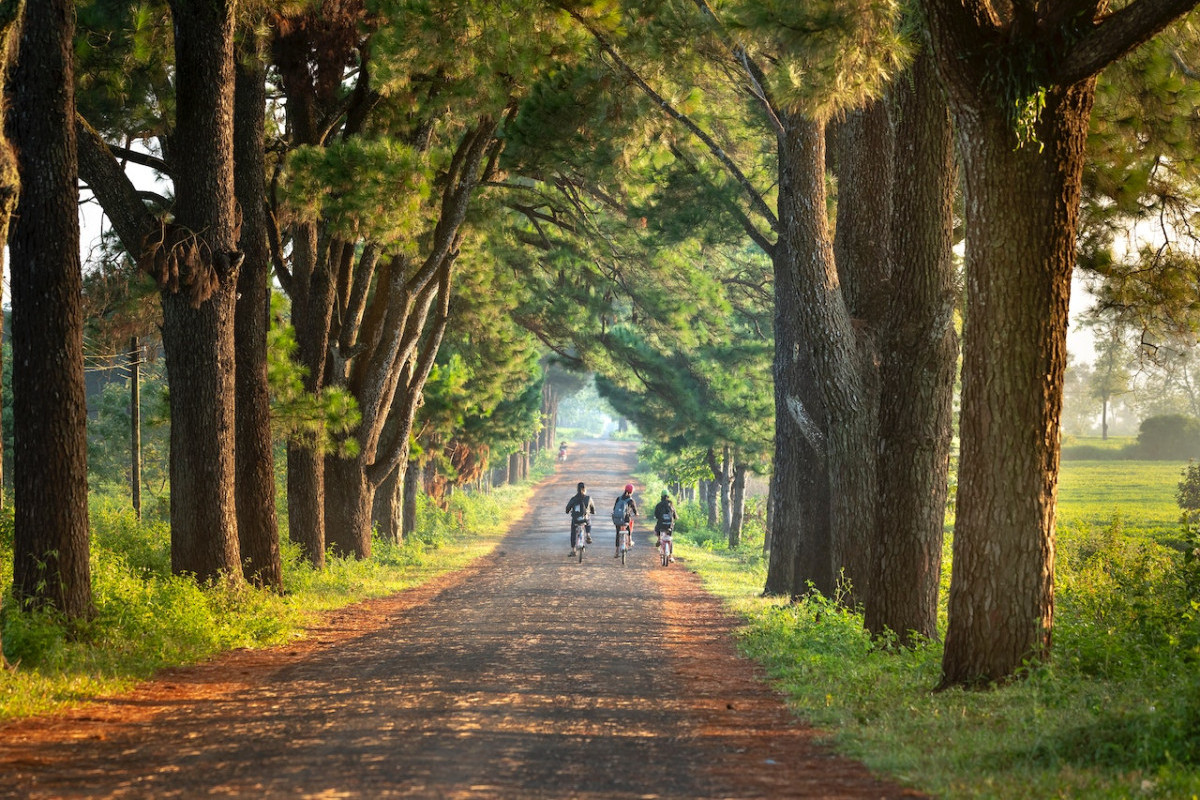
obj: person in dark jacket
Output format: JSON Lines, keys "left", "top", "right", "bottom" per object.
{"left": 565, "top": 481, "right": 595, "bottom": 556}
{"left": 653, "top": 492, "right": 677, "bottom": 546}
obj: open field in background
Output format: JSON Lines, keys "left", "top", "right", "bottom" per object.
{"left": 1056, "top": 460, "right": 1188, "bottom": 544}
{"left": 667, "top": 457, "right": 1200, "bottom": 798}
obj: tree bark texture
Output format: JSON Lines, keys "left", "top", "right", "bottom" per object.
{"left": 826, "top": 106, "right": 889, "bottom": 608}
{"left": 771, "top": 113, "right": 880, "bottom": 600}
{"left": 287, "top": 444, "right": 325, "bottom": 569}
{"left": 728, "top": 463, "right": 747, "bottom": 548}
{"left": 764, "top": 248, "right": 831, "bottom": 603}
{"left": 233, "top": 49, "right": 281, "bottom": 589}
{"left": 912, "top": 0, "right": 1173, "bottom": 683}
{"left": 719, "top": 446, "right": 732, "bottom": 536}
{"left": 940, "top": 89, "right": 1093, "bottom": 683}
{"left": 9, "top": 0, "right": 92, "bottom": 616}
{"left": 162, "top": 0, "right": 242, "bottom": 583}
{"left": 402, "top": 459, "right": 420, "bottom": 540}
{"left": 864, "top": 53, "right": 958, "bottom": 644}
{"left": 372, "top": 461, "right": 405, "bottom": 544}
{"left": 704, "top": 478, "right": 719, "bottom": 530}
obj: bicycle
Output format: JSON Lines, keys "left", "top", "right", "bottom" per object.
{"left": 616, "top": 524, "right": 632, "bottom": 565}
{"left": 570, "top": 519, "right": 589, "bottom": 563}
{"left": 658, "top": 529, "right": 673, "bottom": 567}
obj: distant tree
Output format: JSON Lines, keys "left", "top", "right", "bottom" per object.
{"left": 1061, "top": 355, "right": 1097, "bottom": 437}
{"left": 1132, "top": 343, "right": 1200, "bottom": 419}
{"left": 9, "top": 0, "right": 92, "bottom": 616}
{"left": 1090, "top": 323, "right": 1133, "bottom": 440}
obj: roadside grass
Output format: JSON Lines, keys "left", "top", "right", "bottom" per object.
{"left": 0, "top": 456, "right": 553, "bottom": 722}
{"left": 669, "top": 461, "right": 1200, "bottom": 798}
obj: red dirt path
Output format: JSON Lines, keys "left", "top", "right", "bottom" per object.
{"left": 0, "top": 440, "right": 923, "bottom": 799}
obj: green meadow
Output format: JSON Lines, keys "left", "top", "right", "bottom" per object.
{"left": 1057, "top": 460, "right": 1187, "bottom": 544}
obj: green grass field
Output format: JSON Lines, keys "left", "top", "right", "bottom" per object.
{"left": 1056, "top": 460, "right": 1188, "bottom": 544}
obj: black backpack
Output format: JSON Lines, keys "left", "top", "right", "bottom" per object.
{"left": 570, "top": 495, "right": 591, "bottom": 522}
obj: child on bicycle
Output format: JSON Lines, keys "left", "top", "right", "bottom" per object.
{"left": 565, "top": 481, "right": 595, "bottom": 556}
{"left": 611, "top": 483, "right": 639, "bottom": 558}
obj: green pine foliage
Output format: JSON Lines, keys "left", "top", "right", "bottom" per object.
{"left": 267, "top": 294, "right": 362, "bottom": 457}
{"left": 279, "top": 140, "right": 432, "bottom": 247}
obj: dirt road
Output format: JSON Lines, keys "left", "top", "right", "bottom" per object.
{"left": 0, "top": 440, "right": 919, "bottom": 798}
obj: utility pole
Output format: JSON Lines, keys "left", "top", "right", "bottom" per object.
{"left": 130, "top": 336, "right": 142, "bottom": 519}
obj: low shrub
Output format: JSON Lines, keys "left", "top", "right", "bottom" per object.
{"left": 1134, "top": 415, "right": 1200, "bottom": 460}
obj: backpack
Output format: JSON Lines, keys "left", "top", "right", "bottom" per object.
{"left": 570, "top": 495, "right": 591, "bottom": 522}
{"left": 611, "top": 495, "right": 633, "bottom": 527}
{"left": 657, "top": 507, "right": 674, "bottom": 525}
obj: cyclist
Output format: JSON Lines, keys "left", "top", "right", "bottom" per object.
{"left": 653, "top": 491, "right": 677, "bottom": 560}
{"left": 565, "top": 481, "right": 595, "bottom": 557}
{"left": 558, "top": 442, "right": 568, "bottom": 462}
{"left": 611, "top": 483, "right": 639, "bottom": 558}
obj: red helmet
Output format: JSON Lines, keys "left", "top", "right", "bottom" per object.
{"left": 624, "top": 483, "right": 634, "bottom": 493}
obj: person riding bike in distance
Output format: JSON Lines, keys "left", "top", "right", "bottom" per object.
{"left": 611, "top": 483, "right": 639, "bottom": 558}
{"left": 565, "top": 481, "right": 595, "bottom": 557}
{"left": 653, "top": 491, "right": 677, "bottom": 554}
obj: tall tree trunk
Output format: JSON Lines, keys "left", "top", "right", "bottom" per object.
{"left": 940, "top": 87, "right": 1093, "bottom": 683}
{"left": 287, "top": 445, "right": 325, "bottom": 568}
{"left": 326, "top": 261, "right": 453, "bottom": 556}
{"left": 827, "top": 105, "right": 890, "bottom": 608}
{"left": 373, "top": 461, "right": 404, "bottom": 544}
{"left": 9, "top": 0, "right": 91, "bottom": 616}
{"left": 162, "top": 0, "right": 242, "bottom": 583}
{"left": 719, "top": 446, "right": 732, "bottom": 536}
{"left": 865, "top": 53, "right": 958, "bottom": 644}
{"left": 326, "top": 454, "right": 376, "bottom": 558}
{"left": 284, "top": 226, "right": 335, "bottom": 568}
{"left": 704, "top": 477, "right": 718, "bottom": 530}
{"left": 768, "top": 115, "right": 838, "bottom": 599}
{"left": 233, "top": 45, "right": 281, "bottom": 589}
{"left": 130, "top": 336, "right": 142, "bottom": 519}
{"left": 728, "top": 463, "right": 748, "bottom": 548}
{"left": 920, "top": 0, "right": 1196, "bottom": 691}
{"left": 402, "top": 458, "right": 420, "bottom": 540}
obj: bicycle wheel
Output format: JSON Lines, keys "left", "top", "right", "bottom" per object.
{"left": 578, "top": 542, "right": 584, "bottom": 563}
